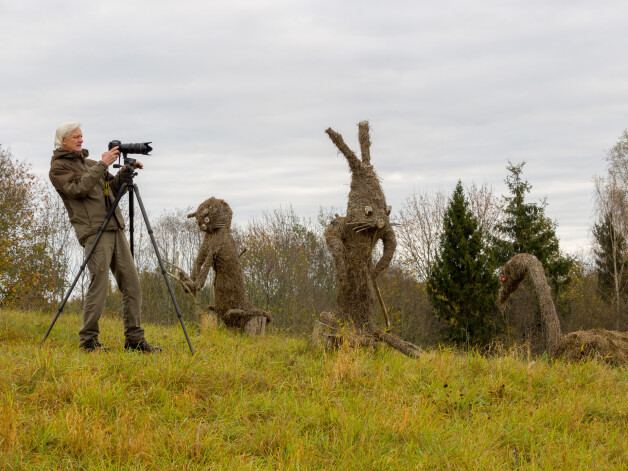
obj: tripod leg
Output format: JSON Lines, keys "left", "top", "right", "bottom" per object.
{"left": 130, "top": 184, "right": 195, "bottom": 354}
{"left": 40, "top": 183, "right": 129, "bottom": 347}
{"left": 129, "top": 183, "right": 134, "bottom": 257}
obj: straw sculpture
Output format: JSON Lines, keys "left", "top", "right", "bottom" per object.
{"left": 499, "top": 253, "right": 628, "bottom": 365}
{"left": 319, "top": 121, "right": 420, "bottom": 358}
{"left": 175, "top": 197, "right": 271, "bottom": 333}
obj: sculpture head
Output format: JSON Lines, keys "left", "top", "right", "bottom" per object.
{"left": 346, "top": 163, "right": 392, "bottom": 233}
{"left": 327, "top": 120, "right": 392, "bottom": 233}
{"left": 188, "top": 197, "right": 233, "bottom": 233}
{"left": 498, "top": 253, "right": 537, "bottom": 304}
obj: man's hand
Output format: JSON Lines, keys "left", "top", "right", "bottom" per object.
{"left": 122, "top": 160, "right": 144, "bottom": 171}
{"left": 102, "top": 147, "right": 119, "bottom": 166}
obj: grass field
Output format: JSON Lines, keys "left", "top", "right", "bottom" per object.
{"left": 1, "top": 308, "right": 627, "bottom": 470}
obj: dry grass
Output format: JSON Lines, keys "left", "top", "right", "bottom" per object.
{"left": 1, "top": 308, "right": 627, "bottom": 470}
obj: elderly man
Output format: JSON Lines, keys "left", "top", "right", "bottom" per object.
{"left": 49, "top": 121, "right": 160, "bottom": 352}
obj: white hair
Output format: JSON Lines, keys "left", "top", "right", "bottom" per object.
{"left": 54, "top": 121, "right": 81, "bottom": 149}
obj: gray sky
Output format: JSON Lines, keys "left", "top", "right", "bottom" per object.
{"left": 2, "top": 0, "right": 628, "bottom": 254}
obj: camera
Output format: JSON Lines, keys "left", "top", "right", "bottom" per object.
{"left": 108, "top": 140, "right": 152, "bottom": 155}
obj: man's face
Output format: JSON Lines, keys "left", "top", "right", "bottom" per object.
{"left": 61, "top": 128, "right": 83, "bottom": 152}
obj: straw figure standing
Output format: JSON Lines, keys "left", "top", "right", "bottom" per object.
{"left": 319, "top": 121, "right": 420, "bottom": 358}
{"left": 499, "top": 253, "right": 628, "bottom": 365}
{"left": 174, "top": 197, "right": 271, "bottom": 334}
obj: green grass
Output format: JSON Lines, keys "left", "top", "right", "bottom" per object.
{"left": 1, "top": 309, "right": 627, "bottom": 470}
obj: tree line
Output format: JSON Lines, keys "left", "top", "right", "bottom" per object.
{"left": 2, "top": 136, "right": 627, "bottom": 350}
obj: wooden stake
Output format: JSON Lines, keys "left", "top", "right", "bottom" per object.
{"left": 373, "top": 278, "right": 391, "bottom": 330}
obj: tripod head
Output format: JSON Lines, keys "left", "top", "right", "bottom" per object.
{"left": 113, "top": 156, "right": 141, "bottom": 178}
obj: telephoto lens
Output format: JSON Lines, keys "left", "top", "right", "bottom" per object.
{"left": 108, "top": 140, "right": 152, "bottom": 155}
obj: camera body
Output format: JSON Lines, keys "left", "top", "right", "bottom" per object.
{"left": 108, "top": 140, "right": 152, "bottom": 155}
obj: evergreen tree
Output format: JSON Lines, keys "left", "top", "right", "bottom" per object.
{"left": 592, "top": 212, "right": 628, "bottom": 307}
{"left": 426, "top": 181, "right": 499, "bottom": 346}
{"left": 492, "top": 162, "right": 573, "bottom": 291}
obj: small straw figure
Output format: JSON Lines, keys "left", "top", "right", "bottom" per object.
{"left": 175, "top": 197, "right": 271, "bottom": 333}
{"left": 319, "top": 121, "right": 420, "bottom": 357}
{"left": 499, "top": 253, "right": 628, "bottom": 365}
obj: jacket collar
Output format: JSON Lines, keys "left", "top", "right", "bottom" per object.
{"left": 51, "top": 148, "right": 90, "bottom": 162}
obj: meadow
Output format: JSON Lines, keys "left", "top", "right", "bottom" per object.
{"left": 1, "top": 309, "right": 627, "bottom": 470}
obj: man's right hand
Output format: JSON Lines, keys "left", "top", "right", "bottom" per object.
{"left": 101, "top": 147, "right": 119, "bottom": 166}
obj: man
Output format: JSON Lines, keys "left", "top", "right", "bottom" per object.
{"left": 49, "top": 121, "right": 160, "bottom": 352}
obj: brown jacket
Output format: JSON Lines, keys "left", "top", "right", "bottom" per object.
{"left": 49, "top": 149, "right": 127, "bottom": 245}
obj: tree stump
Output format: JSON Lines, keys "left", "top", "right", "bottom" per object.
{"left": 313, "top": 319, "right": 341, "bottom": 350}
{"left": 243, "top": 316, "right": 267, "bottom": 336}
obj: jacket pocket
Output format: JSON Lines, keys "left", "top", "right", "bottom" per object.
{"left": 70, "top": 199, "right": 93, "bottom": 238}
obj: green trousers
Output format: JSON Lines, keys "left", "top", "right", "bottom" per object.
{"left": 80, "top": 230, "right": 144, "bottom": 345}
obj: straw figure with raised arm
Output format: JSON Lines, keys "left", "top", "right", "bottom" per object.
{"left": 498, "top": 253, "right": 628, "bottom": 365}
{"left": 319, "top": 121, "right": 420, "bottom": 358}
{"left": 173, "top": 197, "right": 271, "bottom": 334}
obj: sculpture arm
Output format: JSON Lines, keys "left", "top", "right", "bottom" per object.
{"left": 324, "top": 216, "right": 347, "bottom": 282}
{"left": 182, "top": 236, "right": 217, "bottom": 294}
{"left": 372, "top": 226, "right": 396, "bottom": 279}
{"left": 325, "top": 128, "right": 362, "bottom": 172}
{"left": 191, "top": 241, "right": 212, "bottom": 284}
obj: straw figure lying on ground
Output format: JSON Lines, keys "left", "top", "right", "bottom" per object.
{"left": 319, "top": 121, "right": 420, "bottom": 358}
{"left": 174, "top": 197, "right": 271, "bottom": 333}
{"left": 498, "top": 253, "right": 628, "bottom": 365}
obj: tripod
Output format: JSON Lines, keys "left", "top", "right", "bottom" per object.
{"left": 40, "top": 157, "right": 195, "bottom": 353}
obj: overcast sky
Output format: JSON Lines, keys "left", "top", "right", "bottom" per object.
{"left": 2, "top": 0, "right": 628, "bottom": 254}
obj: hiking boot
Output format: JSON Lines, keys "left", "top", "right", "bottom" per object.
{"left": 80, "top": 339, "right": 110, "bottom": 352}
{"left": 124, "top": 338, "right": 162, "bottom": 353}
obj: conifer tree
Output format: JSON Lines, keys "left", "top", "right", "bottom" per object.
{"left": 492, "top": 162, "right": 573, "bottom": 291}
{"left": 426, "top": 181, "right": 499, "bottom": 346}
